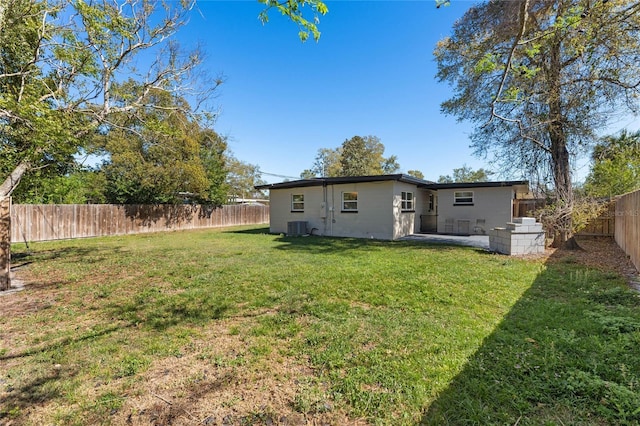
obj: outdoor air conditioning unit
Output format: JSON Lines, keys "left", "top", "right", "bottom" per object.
{"left": 287, "top": 221, "right": 308, "bottom": 236}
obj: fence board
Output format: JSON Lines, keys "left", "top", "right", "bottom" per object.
{"left": 615, "top": 190, "right": 640, "bottom": 272}
{"left": 513, "top": 199, "right": 546, "bottom": 218}
{"left": 577, "top": 201, "right": 616, "bottom": 237}
{"left": 10, "top": 204, "right": 269, "bottom": 243}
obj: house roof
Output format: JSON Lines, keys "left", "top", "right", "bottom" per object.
{"left": 420, "top": 180, "right": 529, "bottom": 190}
{"left": 255, "top": 175, "right": 529, "bottom": 192}
{"left": 254, "top": 174, "right": 433, "bottom": 190}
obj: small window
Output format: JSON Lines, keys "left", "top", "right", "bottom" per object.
{"left": 291, "top": 194, "right": 304, "bottom": 211}
{"left": 454, "top": 191, "right": 474, "bottom": 205}
{"left": 342, "top": 192, "right": 358, "bottom": 212}
{"left": 401, "top": 191, "right": 414, "bottom": 211}
{"left": 428, "top": 193, "right": 435, "bottom": 212}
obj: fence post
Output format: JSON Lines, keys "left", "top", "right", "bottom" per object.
{"left": 0, "top": 196, "right": 11, "bottom": 291}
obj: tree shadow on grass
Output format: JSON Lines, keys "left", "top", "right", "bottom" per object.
{"left": 0, "top": 367, "right": 76, "bottom": 421}
{"left": 223, "top": 226, "right": 271, "bottom": 235}
{"left": 0, "top": 325, "right": 124, "bottom": 421}
{"left": 269, "top": 234, "right": 491, "bottom": 257}
{"left": 105, "top": 291, "right": 229, "bottom": 332}
{"left": 420, "top": 247, "right": 640, "bottom": 425}
{"left": 0, "top": 324, "right": 123, "bottom": 361}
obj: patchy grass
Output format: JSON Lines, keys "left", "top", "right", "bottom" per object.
{"left": 1, "top": 226, "right": 639, "bottom": 425}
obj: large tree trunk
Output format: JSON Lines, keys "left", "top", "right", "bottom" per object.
{"left": 0, "top": 197, "right": 11, "bottom": 291}
{"left": 0, "top": 160, "right": 30, "bottom": 197}
{"left": 547, "top": 36, "right": 577, "bottom": 249}
{"left": 0, "top": 161, "right": 29, "bottom": 291}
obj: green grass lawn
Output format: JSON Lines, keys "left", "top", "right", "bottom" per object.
{"left": 1, "top": 226, "right": 639, "bottom": 425}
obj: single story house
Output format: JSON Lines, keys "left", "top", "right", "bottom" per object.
{"left": 255, "top": 174, "right": 529, "bottom": 240}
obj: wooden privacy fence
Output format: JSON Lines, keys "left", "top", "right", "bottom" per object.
{"left": 615, "top": 190, "right": 640, "bottom": 272}
{"left": 513, "top": 198, "right": 546, "bottom": 218}
{"left": 578, "top": 200, "right": 616, "bottom": 237}
{"left": 513, "top": 198, "right": 617, "bottom": 237}
{"left": 11, "top": 204, "right": 269, "bottom": 243}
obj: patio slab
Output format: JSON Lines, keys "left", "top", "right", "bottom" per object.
{"left": 401, "top": 233, "right": 490, "bottom": 250}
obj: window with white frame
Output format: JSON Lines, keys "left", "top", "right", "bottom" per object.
{"left": 291, "top": 194, "right": 304, "bottom": 211}
{"left": 454, "top": 191, "right": 474, "bottom": 205}
{"left": 401, "top": 191, "right": 414, "bottom": 211}
{"left": 342, "top": 192, "right": 358, "bottom": 212}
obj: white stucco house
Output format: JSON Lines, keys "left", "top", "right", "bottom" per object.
{"left": 255, "top": 174, "right": 529, "bottom": 240}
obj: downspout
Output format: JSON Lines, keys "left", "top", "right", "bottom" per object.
{"left": 322, "top": 181, "right": 328, "bottom": 236}
{"left": 330, "top": 184, "right": 335, "bottom": 236}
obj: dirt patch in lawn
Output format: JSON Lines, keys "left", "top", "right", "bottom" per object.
{"left": 105, "top": 318, "right": 364, "bottom": 426}
{"left": 548, "top": 236, "right": 640, "bottom": 289}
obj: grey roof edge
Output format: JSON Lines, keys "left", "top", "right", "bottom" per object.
{"left": 255, "top": 174, "right": 436, "bottom": 190}
{"left": 420, "top": 180, "right": 529, "bottom": 190}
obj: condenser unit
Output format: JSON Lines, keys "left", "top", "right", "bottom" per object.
{"left": 287, "top": 221, "right": 308, "bottom": 236}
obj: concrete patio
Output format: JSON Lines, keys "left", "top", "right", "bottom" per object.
{"left": 401, "top": 233, "right": 490, "bottom": 249}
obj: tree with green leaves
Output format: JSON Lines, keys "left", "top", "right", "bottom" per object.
{"left": 435, "top": 0, "right": 640, "bottom": 246}
{"left": 199, "top": 130, "right": 230, "bottom": 206}
{"left": 300, "top": 169, "right": 316, "bottom": 179}
{"left": 258, "top": 0, "right": 328, "bottom": 42}
{"left": 407, "top": 170, "right": 425, "bottom": 180}
{"left": 308, "top": 147, "right": 343, "bottom": 177}
{"left": 10, "top": 168, "right": 107, "bottom": 204}
{"left": 0, "top": 0, "right": 220, "bottom": 199}
{"left": 226, "top": 158, "right": 267, "bottom": 201}
{"left": 303, "top": 136, "right": 400, "bottom": 177}
{"left": 339, "top": 135, "right": 400, "bottom": 176}
{"left": 438, "top": 165, "right": 494, "bottom": 183}
{"left": 584, "top": 130, "right": 640, "bottom": 198}
{"left": 98, "top": 89, "right": 228, "bottom": 205}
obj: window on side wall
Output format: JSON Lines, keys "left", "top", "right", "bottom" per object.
{"left": 401, "top": 191, "right": 414, "bottom": 211}
{"left": 291, "top": 194, "right": 304, "bottom": 212}
{"left": 342, "top": 192, "right": 358, "bottom": 212}
{"left": 454, "top": 191, "right": 474, "bottom": 205}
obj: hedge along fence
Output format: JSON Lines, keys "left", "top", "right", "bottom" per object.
{"left": 615, "top": 190, "right": 640, "bottom": 272}
{"left": 10, "top": 203, "right": 269, "bottom": 244}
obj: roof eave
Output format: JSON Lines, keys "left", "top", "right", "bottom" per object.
{"left": 255, "top": 174, "right": 434, "bottom": 190}
{"left": 420, "top": 180, "right": 529, "bottom": 190}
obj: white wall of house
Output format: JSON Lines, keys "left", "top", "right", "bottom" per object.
{"left": 391, "top": 181, "right": 421, "bottom": 239}
{"left": 436, "top": 186, "right": 515, "bottom": 234}
{"left": 268, "top": 186, "right": 323, "bottom": 235}
{"left": 268, "top": 180, "right": 421, "bottom": 240}
{"left": 326, "top": 181, "right": 396, "bottom": 239}
{"left": 268, "top": 180, "right": 523, "bottom": 239}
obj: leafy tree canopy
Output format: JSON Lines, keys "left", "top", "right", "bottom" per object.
{"left": 97, "top": 88, "right": 228, "bottom": 205}
{"left": 0, "top": 0, "right": 328, "bottom": 198}
{"left": 304, "top": 136, "right": 400, "bottom": 177}
{"left": 258, "top": 0, "right": 328, "bottom": 42}
{"left": 438, "top": 165, "right": 494, "bottom": 183}
{"left": 0, "top": 0, "right": 220, "bottom": 197}
{"left": 226, "top": 157, "right": 267, "bottom": 200}
{"left": 407, "top": 170, "right": 425, "bottom": 180}
{"left": 584, "top": 129, "right": 640, "bottom": 198}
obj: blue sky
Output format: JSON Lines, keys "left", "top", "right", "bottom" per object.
{"left": 184, "top": 1, "right": 637, "bottom": 184}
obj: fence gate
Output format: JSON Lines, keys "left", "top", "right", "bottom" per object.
{"left": 0, "top": 197, "right": 10, "bottom": 291}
